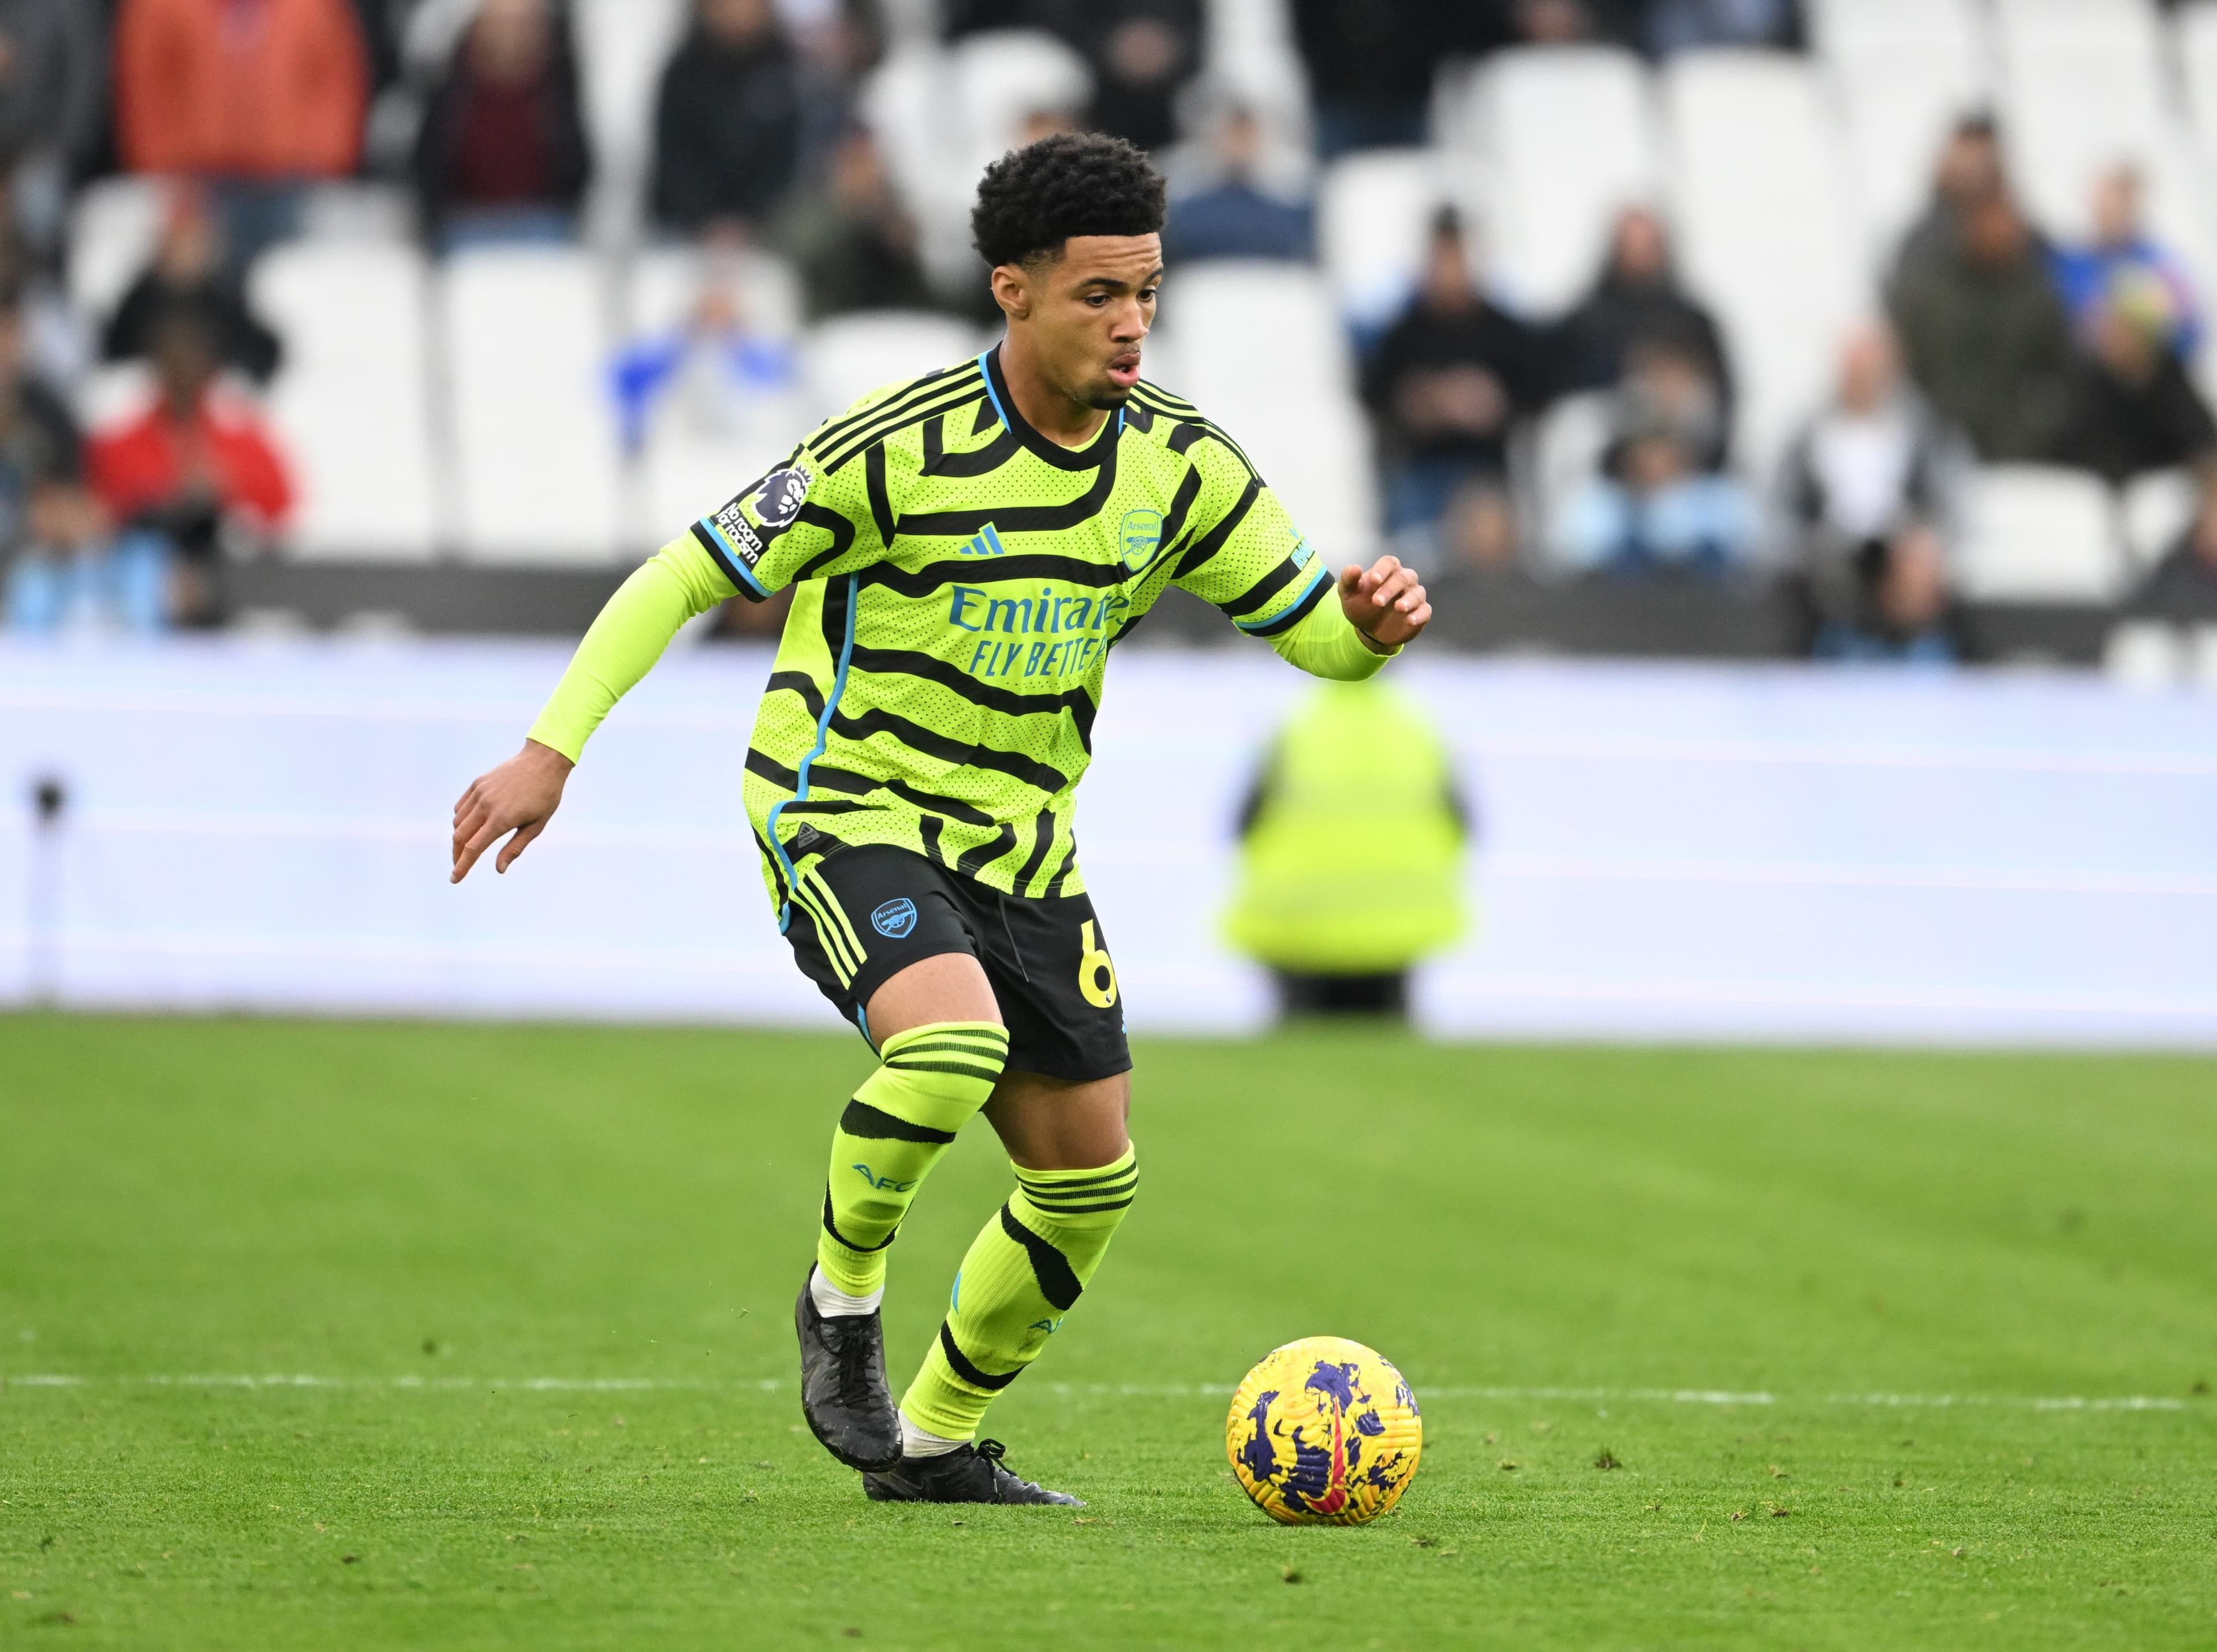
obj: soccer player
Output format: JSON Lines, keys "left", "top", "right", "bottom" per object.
{"left": 449, "top": 133, "right": 1431, "bottom": 1505}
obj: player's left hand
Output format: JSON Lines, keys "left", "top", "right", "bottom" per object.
{"left": 1339, "top": 555, "right": 1431, "bottom": 650}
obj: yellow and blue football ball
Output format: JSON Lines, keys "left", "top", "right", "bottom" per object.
{"left": 1225, "top": 1336, "right": 1423, "bottom": 1525}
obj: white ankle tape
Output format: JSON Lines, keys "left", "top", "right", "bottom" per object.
{"left": 809, "top": 1266, "right": 883, "bottom": 1319}
{"left": 900, "top": 1413, "right": 967, "bottom": 1457}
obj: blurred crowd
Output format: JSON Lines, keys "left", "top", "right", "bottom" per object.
{"left": 1384, "top": 130, "right": 2217, "bottom": 662}
{"left": 2, "top": 0, "right": 2214, "bottom": 658}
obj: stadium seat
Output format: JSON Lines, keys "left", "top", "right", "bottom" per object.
{"left": 1994, "top": 0, "right": 2211, "bottom": 245}
{"left": 2180, "top": 2, "right": 2217, "bottom": 162}
{"left": 74, "top": 361, "right": 154, "bottom": 434}
{"left": 951, "top": 30, "right": 1092, "bottom": 178}
{"left": 1807, "top": 0, "right": 1992, "bottom": 262}
{"left": 249, "top": 242, "right": 442, "bottom": 560}
{"left": 2120, "top": 468, "right": 2201, "bottom": 572}
{"left": 1315, "top": 149, "right": 1461, "bottom": 334}
{"left": 1198, "top": 0, "right": 1312, "bottom": 149}
{"left": 1154, "top": 262, "right": 1376, "bottom": 560}
{"left": 1529, "top": 390, "right": 1615, "bottom": 558}
{"left": 1955, "top": 465, "right": 2125, "bottom": 602}
{"left": 2001, "top": 2, "right": 2217, "bottom": 401}
{"left": 624, "top": 247, "right": 811, "bottom": 549}
{"left": 67, "top": 175, "right": 167, "bottom": 325}
{"left": 2103, "top": 617, "right": 2189, "bottom": 684}
{"left": 296, "top": 182, "right": 414, "bottom": 245}
{"left": 1662, "top": 50, "right": 1867, "bottom": 471}
{"left": 1439, "top": 45, "right": 1659, "bottom": 317}
{"left": 856, "top": 44, "right": 980, "bottom": 289}
{"left": 439, "top": 246, "right": 623, "bottom": 564}
{"left": 802, "top": 311, "right": 986, "bottom": 425}
{"left": 574, "top": 0, "right": 690, "bottom": 242}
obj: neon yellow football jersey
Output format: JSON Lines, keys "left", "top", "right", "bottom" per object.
{"left": 683, "top": 345, "right": 1378, "bottom": 916}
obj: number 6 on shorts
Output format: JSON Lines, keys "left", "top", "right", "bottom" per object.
{"left": 1077, "top": 919, "right": 1119, "bottom": 1009}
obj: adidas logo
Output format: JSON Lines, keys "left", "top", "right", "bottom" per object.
{"left": 956, "top": 523, "right": 1011, "bottom": 557}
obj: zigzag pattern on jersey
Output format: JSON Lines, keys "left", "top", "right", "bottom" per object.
{"left": 734, "top": 355, "right": 1329, "bottom": 907}
{"left": 814, "top": 360, "right": 990, "bottom": 475}
{"left": 1128, "top": 381, "right": 1260, "bottom": 479}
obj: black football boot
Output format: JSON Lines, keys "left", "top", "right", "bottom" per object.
{"left": 794, "top": 1272, "right": 902, "bottom": 1472}
{"left": 861, "top": 1438, "right": 1083, "bottom": 1505}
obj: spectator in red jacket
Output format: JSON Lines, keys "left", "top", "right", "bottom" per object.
{"left": 113, "top": 0, "right": 371, "bottom": 269}
{"left": 88, "top": 307, "right": 294, "bottom": 626}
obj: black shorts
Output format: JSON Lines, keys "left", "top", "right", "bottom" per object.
{"left": 782, "top": 844, "right": 1132, "bottom": 1083}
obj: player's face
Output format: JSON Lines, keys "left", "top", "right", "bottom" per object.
{"left": 1029, "top": 234, "right": 1162, "bottom": 410}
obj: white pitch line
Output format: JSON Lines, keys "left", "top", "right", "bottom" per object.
{"left": 0, "top": 1375, "right": 2193, "bottom": 1412}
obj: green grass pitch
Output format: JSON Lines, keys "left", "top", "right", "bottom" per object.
{"left": 2, "top": 1013, "right": 2214, "bottom": 1649}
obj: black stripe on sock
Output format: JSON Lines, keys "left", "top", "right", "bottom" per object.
{"left": 883, "top": 1058, "right": 1006, "bottom": 1083}
{"left": 1021, "top": 1179, "right": 1139, "bottom": 1210}
{"left": 885, "top": 1047, "right": 1007, "bottom": 1072}
{"left": 938, "top": 1319, "right": 1020, "bottom": 1391}
{"left": 1019, "top": 1195, "right": 1134, "bottom": 1216}
{"left": 822, "top": 1190, "right": 898, "bottom": 1253}
{"left": 998, "top": 1203, "right": 1083, "bottom": 1312}
{"left": 1017, "top": 1161, "right": 1137, "bottom": 1192}
{"left": 889, "top": 1035, "right": 1010, "bottom": 1058}
{"left": 837, "top": 1098, "right": 956, "bottom": 1145}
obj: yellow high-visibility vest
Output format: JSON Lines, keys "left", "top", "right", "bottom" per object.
{"left": 1223, "top": 677, "right": 1470, "bottom": 973}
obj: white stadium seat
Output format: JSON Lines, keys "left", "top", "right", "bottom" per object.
{"left": 2181, "top": 2, "right": 2217, "bottom": 162}
{"left": 1996, "top": 0, "right": 2217, "bottom": 400}
{"left": 1955, "top": 465, "right": 2124, "bottom": 602}
{"left": 2120, "top": 467, "right": 2200, "bottom": 571}
{"left": 68, "top": 176, "right": 166, "bottom": 325}
{"left": 249, "top": 242, "right": 442, "bottom": 560}
{"left": 1315, "top": 149, "right": 1460, "bottom": 333}
{"left": 1663, "top": 50, "right": 1867, "bottom": 471}
{"left": 803, "top": 311, "right": 986, "bottom": 425}
{"left": 1529, "top": 390, "right": 1615, "bottom": 553}
{"left": 74, "top": 361, "right": 154, "bottom": 434}
{"left": 1155, "top": 262, "right": 1376, "bottom": 561}
{"left": 1994, "top": 0, "right": 2207, "bottom": 232}
{"left": 1440, "top": 45, "right": 1659, "bottom": 317}
{"left": 574, "top": 0, "right": 690, "bottom": 242}
{"left": 856, "top": 44, "right": 982, "bottom": 290}
{"left": 1808, "top": 0, "right": 1992, "bottom": 262}
{"left": 1200, "top": 0, "right": 1312, "bottom": 148}
{"left": 949, "top": 29, "right": 1092, "bottom": 167}
{"left": 2103, "top": 618, "right": 2188, "bottom": 685}
{"left": 440, "top": 246, "right": 623, "bottom": 563}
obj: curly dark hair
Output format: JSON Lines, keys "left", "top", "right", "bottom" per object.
{"left": 971, "top": 132, "right": 1167, "bottom": 269}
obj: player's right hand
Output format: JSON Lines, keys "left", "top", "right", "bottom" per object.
{"left": 451, "top": 740, "right": 574, "bottom": 884}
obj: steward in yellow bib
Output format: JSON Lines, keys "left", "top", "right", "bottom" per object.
{"left": 1225, "top": 677, "right": 1470, "bottom": 1017}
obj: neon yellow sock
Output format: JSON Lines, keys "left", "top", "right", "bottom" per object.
{"left": 899, "top": 1148, "right": 1139, "bottom": 1440}
{"left": 813, "top": 1022, "right": 1008, "bottom": 1297}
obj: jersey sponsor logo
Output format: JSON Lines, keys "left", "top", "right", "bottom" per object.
{"left": 747, "top": 463, "right": 813, "bottom": 531}
{"left": 851, "top": 1162, "right": 917, "bottom": 1192}
{"left": 1292, "top": 535, "right": 1315, "bottom": 570}
{"left": 1028, "top": 1317, "right": 1063, "bottom": 1334}
{"left": 956, "top": 522, "right": 1012, "bottom": 557}
{"left": 707, "top": 498, "right": 767, "bottom": 565}
{"left": 949, "top": 583, "right": 1132, "bottom": 684}
{"left": 1118, "top": 508, "right": 1163, "bottom": 572}
{"left": 871, "top": 897, "right": 919, "bottom": 938}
